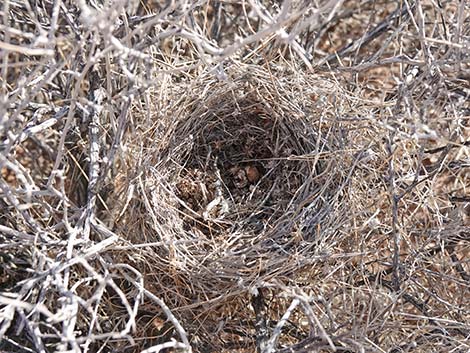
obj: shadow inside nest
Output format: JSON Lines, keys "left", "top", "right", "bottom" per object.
{"left": 171, "top": 107, "right": 325, "bottom": 241}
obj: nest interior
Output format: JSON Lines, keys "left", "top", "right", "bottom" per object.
{"left": 171, "top": 98, "right": 324, "bottom": 240}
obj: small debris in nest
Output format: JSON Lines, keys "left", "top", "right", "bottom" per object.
{"left": 230, "top": 165, "right": 248, "bottom": 188}
{"left": 175, "top": 169, "right": 215, "bottom": 212}
{"left": 229, "top": 165, "right": 261, "bottom": 188}
{"left": 246, "top": 165, "right": 260, "bottom": 183}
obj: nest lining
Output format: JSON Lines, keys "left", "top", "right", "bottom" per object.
{"left": 157, "top": 93, "right": 328, "bottom": 244}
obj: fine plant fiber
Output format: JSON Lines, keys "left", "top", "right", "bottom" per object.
{"left": 0, "top": 1, "right": 469, "bottom": 353}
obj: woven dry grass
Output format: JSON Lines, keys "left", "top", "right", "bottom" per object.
{"left": 107, "top": 66, "right": 356, "bottom": 351}
{"left": 1, "top": 1, "right": 469, "bottom": 352}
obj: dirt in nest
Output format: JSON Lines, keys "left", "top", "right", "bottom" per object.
{"left": 174, "top": 113, "right": 308, "bottom": 236}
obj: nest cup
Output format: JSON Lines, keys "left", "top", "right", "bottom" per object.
{"left": 140, "top": 71, "right": 344, "bottom": 283}
{"left": 169, "top": 93, "right": 322, "bottom": 240}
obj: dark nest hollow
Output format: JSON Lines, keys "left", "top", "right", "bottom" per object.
{"left": 173, "top": 100, "right": 322, "bottom": 240}
{"left": 116, "top": 71, "right": 351, "bottom": 350}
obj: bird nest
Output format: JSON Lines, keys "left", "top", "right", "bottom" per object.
{"left": 111, "top": 68, "right": 351, "bottom": 350}
{"left": 147, "top": 78, "right": 342, "bottom": 254}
